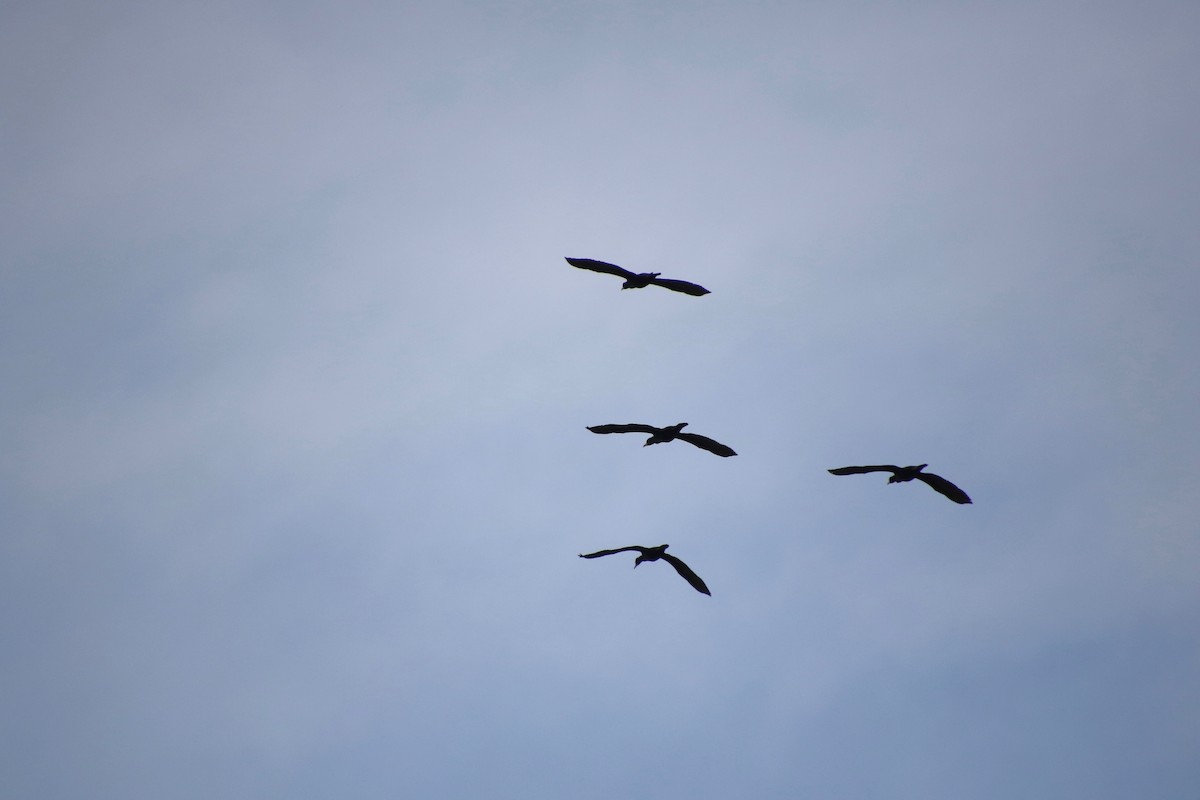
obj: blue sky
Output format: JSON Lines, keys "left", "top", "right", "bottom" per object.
{"left": 2, "top": 1, "right": 1198, "bottom": 798}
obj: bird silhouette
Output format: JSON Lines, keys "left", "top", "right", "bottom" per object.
{"left": 565, "top": 257, "right": 710, "bottom": 296}
{"left": 579, "top": 545, "right": 711, "bottom": 595}
{"left": 587, "top": 422, "right": 737, "bottom": 457}
{"left": 827, "top": 464, "right": 972, "bottom": 504}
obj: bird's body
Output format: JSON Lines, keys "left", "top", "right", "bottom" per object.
{"left": 827, "top": 463, "right": 972, "bottom": 504}
{"left": 579, "top": 544, "right": 711, "bottom": 595}
{"left": 565, "top": 257, "right": 710, "bottom": 296}
{"left": 587, "top": 422, "right": 737, "bottom": 457}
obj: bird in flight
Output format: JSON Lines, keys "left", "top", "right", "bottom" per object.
{"left": 565, "top": 257, "right": 710, "bottom": 296}
{"left": 827, "top": 464, "right": 972, "bottom": 504}
{"left": 587, "top": 422, "right": 737, "bottom": 457}
{"left": 579, "top": 544, "right": 711, "bottom": 595}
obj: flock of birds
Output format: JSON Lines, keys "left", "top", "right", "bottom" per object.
{"left": 569, "top": 257, "right": 973, "bottom": 597}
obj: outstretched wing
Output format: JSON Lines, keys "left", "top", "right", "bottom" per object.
{"left": 828, "top": 465, "right": 901, "bottom": 475}
{"left": 660, "top": 553, "right": 712, "bottom": 595}
{"left": 565, "top": 257, "right": 635, "bottom": 279}
{"left": 915, "top": 472, "right": 973, "bottom": 504}
{"left": 676, "top": 432, "right": 737, "bottom": 457}
{"left": 649, "top": 277, "right": 710, "bottom": 296}
{"left": 579, "top": 546, "right": 645, "bottom": 559}
{"left": 588, "top": 424, "right": 660, "bottom": 435}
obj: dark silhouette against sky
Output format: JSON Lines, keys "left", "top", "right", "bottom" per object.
{"left": 4, "top": 2, "right": 1197, "bottom": 798}
{"left": 579, "top": 544, "right": 711, "bottom": 595}
{"left": 587, "top": 422, "right": 738, "bottom": 457}
{"left": 565, "top": 257, "right": 711, "bottom": 295}
{"left": 828, "top": 464, "right": 973, "bottom": 504}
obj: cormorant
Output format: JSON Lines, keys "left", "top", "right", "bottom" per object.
{"left": 827, "top": 464, "right": 972, "bottom": 504}
{"left": 579, "top": 545, "right": 711, "bottom": 595}
{"left": 587, "top": 422, "right": 737, "bottom": 457}
{"left": 565, "top": 257, "right": 710, "bottom": 296}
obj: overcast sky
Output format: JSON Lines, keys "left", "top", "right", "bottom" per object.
{"left": 2, "top": 1, "right": 1198, "bottom": 798}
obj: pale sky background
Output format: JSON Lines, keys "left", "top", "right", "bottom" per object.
{"left": 2, "top": 1, "right": 1198, "bottom": 798}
